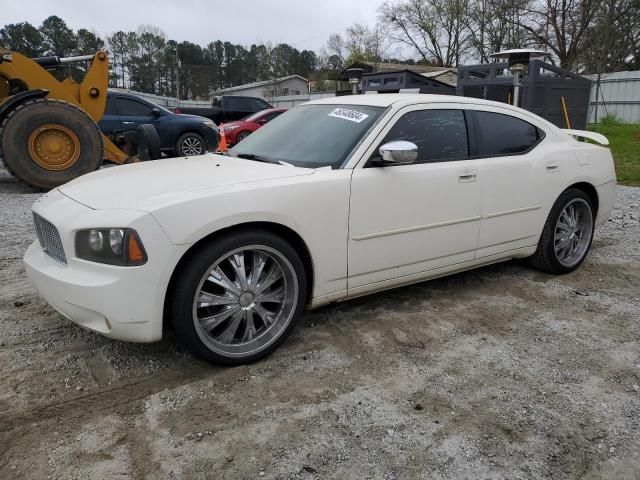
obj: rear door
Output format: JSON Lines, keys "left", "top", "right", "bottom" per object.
{"left": 471, "top": 109, "right": 568, "bottom": 258}
{"left": 115, "top": 96, "right": 156, "bottom": 131}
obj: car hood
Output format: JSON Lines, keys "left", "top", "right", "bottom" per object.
{"left": 58, "top": 154, "right": 314, "bottom": 211}
{"left": 176, "top": 113, "right": 212, "bottom": 123}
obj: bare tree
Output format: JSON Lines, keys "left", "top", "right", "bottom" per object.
{"left": 516, "top": 0, "right": 599, "bottom": 69}
{"left": 325, "top": 33, "right": 347, "bottom": 64}
{"left": 344, "top": 23, "right": 390, "bottom": 63}
{"left": 378, "top": 0, "right": 471, "bottom": 67}
{"left": 467, "top": 0, "right": 533, "bottom": 62}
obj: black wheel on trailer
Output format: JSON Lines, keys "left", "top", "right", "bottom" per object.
{"left": 137, "top": 123, "right": 162, "bottom": 160}
{"left": 0, "top": 98, "right": 103, "bottom": 190}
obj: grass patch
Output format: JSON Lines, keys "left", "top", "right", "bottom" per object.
{"left": 589, "top": 121, "right": 640, "bottom": 186}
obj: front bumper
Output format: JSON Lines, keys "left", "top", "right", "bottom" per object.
{"left": 23, "top": 190, "right": 185, "bottom": 342}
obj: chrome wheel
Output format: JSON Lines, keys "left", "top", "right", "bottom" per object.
{"left": 181, "top": 136, "right": 203, "bottom": 156}
{"left": 553, "top": 198, "right": 593, "bottom": 268}
{"left": 192, "top": 245, "right": 298, "bottom": 357}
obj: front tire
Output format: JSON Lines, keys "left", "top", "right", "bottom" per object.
{"left": 169, "top": 230, "right": 307, "bottom": 365}
{"left": 530, "top": 188, "right": 595, "bottom": 274}
{"left": 176, "top": 132, "right": 205, "bottom": 157}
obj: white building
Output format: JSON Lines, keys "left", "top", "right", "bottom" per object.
{"left": 212, "top": 75, "right": 309, "bottom": 101}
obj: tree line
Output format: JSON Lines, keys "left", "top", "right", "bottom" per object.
{"left": 1, "top": 3, "right": 638, "bottom": 100}
{"left": 0, "top": 16, "right": 317, "bottom": 99}
{"left": 325, "top": 0, "right": 639, "bottom": 74}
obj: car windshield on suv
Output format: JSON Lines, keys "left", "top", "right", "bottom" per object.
{"left": 228, "top": 104, "right": 386, "bottom": 169}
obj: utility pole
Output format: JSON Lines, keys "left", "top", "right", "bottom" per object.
{"left": 176, "top": 57, "right": 182, "bottom": 105}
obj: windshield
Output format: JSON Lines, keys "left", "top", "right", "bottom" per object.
{"left": 228, "top": 104, "right": 385, "bottom": 168}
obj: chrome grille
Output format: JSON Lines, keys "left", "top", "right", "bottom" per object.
{"left": 33, "top": 213, "right": 67, "bottom": 264}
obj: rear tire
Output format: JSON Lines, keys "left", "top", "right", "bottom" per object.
{"left": 235, "top": 130, "right": 251, "bottom": 143}
{"left": 0, "top": 98, "right": 103, "bottom": 190}
{"left": 530, "top": 188, "right": 595, "bottom": 274}
{"left": 176, "top": 132, "right": 205, "bottom": 157}
{"left": 169, "top": 229, "right": 307, "bottom": 365}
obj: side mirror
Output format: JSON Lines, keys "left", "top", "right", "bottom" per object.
{"left": 151, "top": 108, "right": 162, "bottom": 116}
{"left": 378, "top": 141, "right": 418, "bottom": 165}
{"left": 257, "top": 118, "right": 267, "bottom": 125}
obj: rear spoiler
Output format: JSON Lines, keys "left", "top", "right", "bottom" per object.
{"left": 562, "top": 129, "right": 609, "bottom": 146}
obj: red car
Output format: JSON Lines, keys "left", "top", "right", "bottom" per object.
{"left": 222, "top": 108, "right": 287, "bottom": 145}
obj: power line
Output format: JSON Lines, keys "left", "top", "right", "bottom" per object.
{"left": 287, "top": 15, "right": 379, "bottom": 47}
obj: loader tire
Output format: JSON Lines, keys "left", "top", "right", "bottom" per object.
{"left": 0, "top": 98, "right": 103, "bottom": 190}
{"left": 137, "top": 123, "right": 162, "bottom": 160}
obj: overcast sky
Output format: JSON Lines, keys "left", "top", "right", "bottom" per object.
{"left": 0, "top": 0, "right": 384, "bottom": 52}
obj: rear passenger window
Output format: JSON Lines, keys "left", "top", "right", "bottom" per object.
{"left": 474, "top": 111, "right": 540, "bottom": 156}
{"left": 104, "top": 97, "right": 118, "bottom": 116}
{"left": 377, "top": 109, "right": 468, "bottom": 163}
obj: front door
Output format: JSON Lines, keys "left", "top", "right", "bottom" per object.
{"left": 348, "top": 107, "right": 483, "bottom": 292}
{"left": 114, "top": 96, "right": 173, "bottom": 150}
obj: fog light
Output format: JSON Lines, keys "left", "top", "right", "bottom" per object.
{"left": 88, "top": 230, "right": 103, "bottom": 251}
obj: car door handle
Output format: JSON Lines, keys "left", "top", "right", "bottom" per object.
{"left": 458, "top": 170, "right": 477, "bottom": 182}
{"left": 546, "top": 161, "right": 560, "bottom": 172}
{"left": 122, "top": 121, "right": 135, "bottom": 125}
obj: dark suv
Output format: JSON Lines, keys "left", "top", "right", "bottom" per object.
{"left": 99, "top": 92, "right": 220, "bottom": 157}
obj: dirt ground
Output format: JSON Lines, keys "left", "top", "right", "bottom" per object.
{"left": 0, "top": 165, "right": 639, "bottom": 480}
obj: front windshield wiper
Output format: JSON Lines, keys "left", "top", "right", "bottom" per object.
{"left": 235, "top": 153, "right": 293, "bottom": 167}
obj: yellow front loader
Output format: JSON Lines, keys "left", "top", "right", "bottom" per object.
{"left": 0, "top": 49, "right": 156, "bottom": 190}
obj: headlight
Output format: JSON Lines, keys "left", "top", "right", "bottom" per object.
{"left": 224, "top": 125, "right": 238, "bottom": 131}
{"left": 76, "top": 228, "right": 147, "bottom": 266}
{"left": 204, "top": 121, "right": 218, "bottom": 131}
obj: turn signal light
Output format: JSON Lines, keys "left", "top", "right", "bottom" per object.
{"left": 126, "top": 232, "right": 145, "bottom": 263}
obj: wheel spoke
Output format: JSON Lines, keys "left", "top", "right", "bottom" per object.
{"left": 229, "top": 253, "right": 249, "bottom": 290}
{"left": 248, "top": 252, "right": 268, "bottom": 289}
{"left": 215, "top": 309, "right": 244, "bottom": 343}
{"left": 207, "top": 267, "right": 242, "bottom": 296}
{"left": 200, "top": 305, "right": 240, "bottom": 331}
{"left": 256, "top": 285, "right": 285, "bottom": 304}
{"left": 555, "top": 236, "right": 571, "bottom": 252}
{"left": 253, "top": 303, "right": 275, "bottom": 326}
{"left": 198, "top": 291, "right": 237, "bottom": 307}
{"left": 255, "top": 264, "right": 283, "bottom": 295}
{"left": 242, "top": 310, "right": 257, "bottom": 342}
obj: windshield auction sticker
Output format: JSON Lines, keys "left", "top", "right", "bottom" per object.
{"left": 328, "top": 108, "right": 369, "bottom": 123}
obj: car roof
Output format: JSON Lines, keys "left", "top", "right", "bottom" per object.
{"left": 305, "top": 93, "right": 558, "bottom": 129}
{"left": 307, "top": 93, "right": 522, "bottom": 110}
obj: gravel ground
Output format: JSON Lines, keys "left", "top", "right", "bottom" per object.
{"left": 0, "top": 166, "right": 639, "bottom": 480}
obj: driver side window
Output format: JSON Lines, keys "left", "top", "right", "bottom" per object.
{"left": 374, "top": 109, "right": 469, "bottom": 164}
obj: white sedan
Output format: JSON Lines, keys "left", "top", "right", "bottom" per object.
{"left": 24, "top": 94, "right": 616, "bottom": 365}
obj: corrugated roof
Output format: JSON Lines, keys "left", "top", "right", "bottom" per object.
{"left": 214, "top": 75, "right": 308, "bottom": 93}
